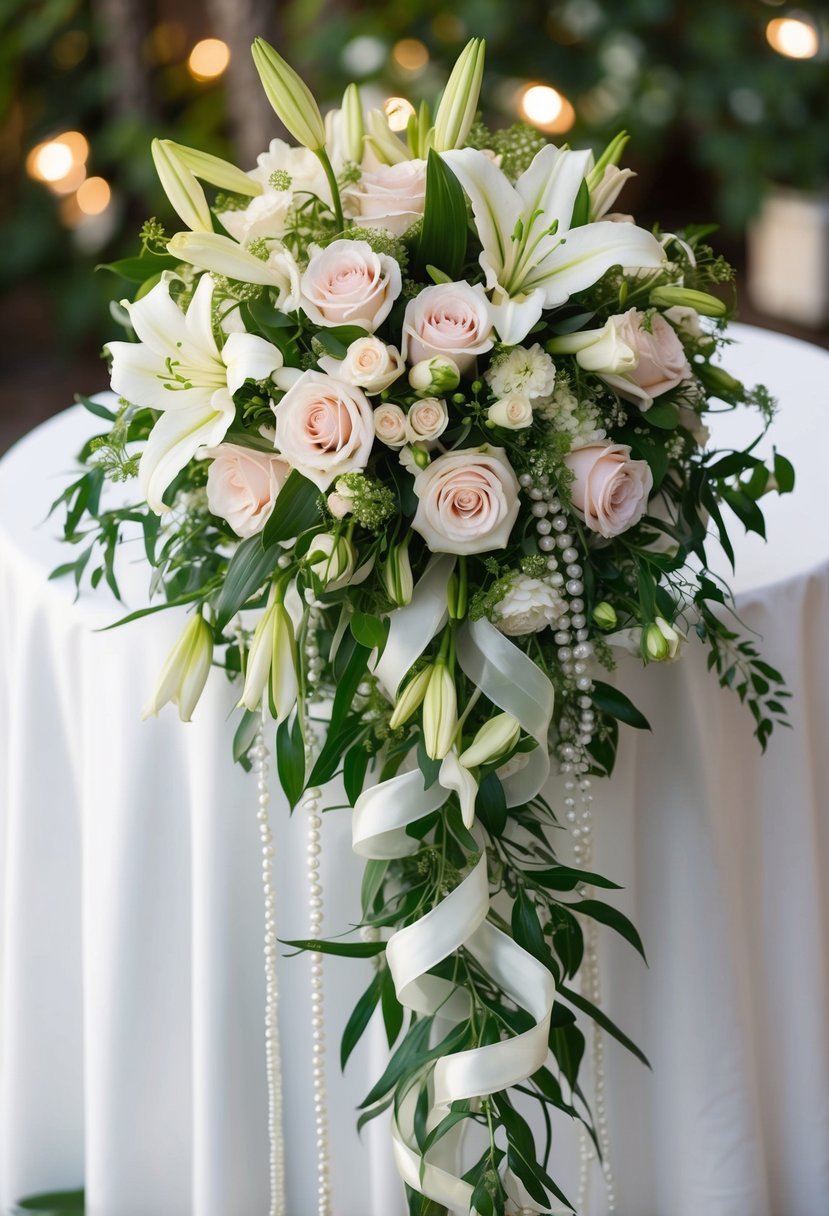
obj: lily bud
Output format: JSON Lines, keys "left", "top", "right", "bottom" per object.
{"left": 251, "top": 38, "right": 327, "bottom": 152}
{"left": 160, "top": 140, "right": 262, "bottom": 198}
{"left": 408, "top": 356, "right": 461, "bottom": 396}
{"left": 144, "top": 614, "right": 213, "bottom": 722}
{"left": 422, "top": 662, "right": 458, "bottom": 760}
{"left": 649, "top": 286, "right": 727, "bottom": 318}
{"left": 592, "top": 601, "right": 618, "bottom": 630}
{"left": 167, "top": 231, "right": 287, "bottom": 286}
{"left": 410, "top": 444, "right": 431, "bottom": 470}
{"left": 381, "top": 537, "right": 413, "bottom": 607}
{"left": 365, "top": 109, "right": 410, "bottom": 165}
{"left": 307, "top": 532, "right": 356, "bottom": 589}
{"left": 151, "top": 138, "right": 213, "bottom": 233}
{"left": 388, "top": 665, "right": 433, "bottom": 730}
{"left": 548, "top": 318, "right": 637, "bottom": 375}
{"left": 432, "top": 38, "right": 486, "bottom": 153}
{"left": 341, "top": 83, "right": 365, "bottom": 164}
{"left": 586, "top": 130, "right": 630, "bottom": 191}
{"left": 458, "top": 713, "right": 521, "bottom": 769}
{"left": 644, "top": 616, "right": 684, "bottom": 663}
{"left": 239, "top": 601, "right": 298, "bottom": 721}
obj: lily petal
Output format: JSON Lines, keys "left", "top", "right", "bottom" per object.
{"left": 124, "top": 274, "right": 196, "bottom": 359}
{"left": 439, "top": 749, "right": 479, "bottom": 829}
{"left": 528, "top": 220, "right": 666, "bottom": 308}
{"left": 183, "top": 272, "right": 222, "bottom": 366}
{"left": 107, "top": 340, "right": 179, "bottom": 413}
{"left": 487, "top": 287, "right": 546, "bottom": 346}
{"left": 140, "top": 390, "right": 234, "bottom": 513}
{"left": 515, "top": 144, "right": 591, "bottom": 235}
{"left": 441, "top": 147, "right": 521, "bottom": 279}
{"left": 222, "top": 331, "right": 284, "bottom": 396}
{"left": 168, "top": 232, "right": 291, "bottom": 287}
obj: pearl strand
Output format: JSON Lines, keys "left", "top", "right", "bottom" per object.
{"left": 520, "top": 473, "right": 616, "bottom": 1214}
{"left": 254, "top": 710, "right": 286, "bottom": 1216}
{"left": 302, "top": 616, "right": 333, "bottom": 1216}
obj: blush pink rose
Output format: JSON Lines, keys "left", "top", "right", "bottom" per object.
{"left": 565, "top": 442, "right": 653, "bottom": 538}
{"left": 600, "top": 309, "right": 692, "bottom": 409}
{"left": 205, "top": 444, "right": 290, "bottom": 538}
{"left": 412, "top": 446, "right": 520, "bottom": 555}
{"left": 351, "top": 159, "right": 428, "bottom": 237}
{"left": 300, "top": 239, "right": 401, "bottom": 332}
{"left": 402, "top": 282, "right": 495, "bottom": 375}
{"left": 273, "top": 370, "right": 374, "bottom": 490}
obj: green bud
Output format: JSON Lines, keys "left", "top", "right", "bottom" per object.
{"left": 144, "top": 614, "right": 213, "bottom": 722}
{"left": 431, "top": 38, "right": 486, "bottom": 152}
{"left": 458, "top": 713, "right": 520, "bottom": 769}
{"left": 251, "top": 38, "right": 327, "bottom": 152}
{"left": 151, "top": 139, "right": 213, "bottom": 233}
{"left": 388, "top": 665, "right": 433, "bottom": 730}
{"left": 411, "top": 444, "right": 431, "bottom": 469}
{"left": 239, "top": 600, "right": 299, "bottom": 722}
{"left": 163, "top": 140, "right": 262, "bottom": 198}
{"left": 408, "top": 355, "right": 461, "bottom": 396}
{"left": 643, "top": 622, "right": 670, "bottom": 662}
{"left": 381, "top": 537, "right": 414, "bottom": 607}
{"left": 592, "top": 601, "right": 618, "bottom": 630}
{"left": 422, "top": 662, "right": 458, "bottom": 760}
{"left": 649, "top": 286, "right": 727, "bottom": 318}
{"left": 341, "top": 83, "right": 365, "bottom": 165}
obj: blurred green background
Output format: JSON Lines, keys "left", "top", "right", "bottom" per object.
{"left": 2, "top": 0, "right": 828, "bottom": 453}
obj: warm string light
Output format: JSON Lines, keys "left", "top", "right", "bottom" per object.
{"left": 518, "top": 82, "right": 576, "bottom": 133}
{"left": 187, "top": 37, "right": 231, "bottom": 81}
{"left": 392, "top": 38, "right": 429, "bottom": 73}
{"left": 766, "top": 16, "right": 820, "bottom": 58}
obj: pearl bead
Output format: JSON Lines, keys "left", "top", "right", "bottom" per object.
{"left": 538, "top": 535, "right": 555, "bottom": 552}
{"left": 519, "top": 473, "right": 532, "bottom": 488}
{"left": 566, "top": 579, "right": 584, "bottom": 596}
{"left": 531, "top": 500, "right": 548, "bottom": 517}
{"left": 556, "top": 532, "right": 574, "bottom": 548}
{"left": 566, "top": 563, "right": 582, "bottom": 579}
{"left": 562, "top": 547, "right": 578, "bottom": 563}
{"left": 536, "top": 519, "right": 552, "bottom": 535}
{"left": 529, "top": 486, "right": 543, "bottom": 500}
{"left": 277, "top": 554, "right": 292, "bottom": 570}
{"left": 552, "top": 514, "right": 568, "bottom": 532}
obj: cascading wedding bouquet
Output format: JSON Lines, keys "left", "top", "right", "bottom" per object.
{"left": 52, "top": 37, "right": 793, "bottom": 1216}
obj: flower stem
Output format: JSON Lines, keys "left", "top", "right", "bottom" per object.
{"left": 316, "top": 147, "right": 344, "bottom": 232}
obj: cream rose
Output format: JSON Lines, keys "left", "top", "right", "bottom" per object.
{"left": 273, "top": 370, "right": 374, "bottom": 490}
{"left": 566, "top": 442, "right": 653, "bottom": 538}
{"left": 351, "top": 159, "right": 428, "bottom": 236}
{"left": 405, "top": 397, "right": 448, "bottom": 446}
{"left": 300, "top": 239, "right": 401, "bottom": 332}
{"left": 494, "top": 573, "right": 565, "bottom": 636}
{"left": 487, "top": 393, "right": 533, "bottom": 430}
{"left": 411, "top": 446, "right": 520, "bottom": 555}
{"left": 402, "top": 282, "right": 495, "bottom": 375}
{"left": 373, "top": 403, "right": 407, "bottom": 447}
{"left": 318, "top": 337, "right": 405, "bottom": 394}
{"left": 600, "top": 309, "right": 692, "bottom": 410}
{"left": 205, "top": 444, "right": 290, "bottom": 539}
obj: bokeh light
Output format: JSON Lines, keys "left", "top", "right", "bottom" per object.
{"left": 187, "top": 38, "right": 231, "bottom": 82}
{"left": 26, "top": 132, "right": 90, "bottom": 193}
{"left": 766, "top": 17, "right": 820, "bottom": 59}
{"left": 392, "top": 38, "right": 429, "bottom": 73}
{"left": 518, "top": 83, "right": 576, "bottom": 133}
{"left": 76, "top": 177, "right": 112, "bottom": 216}
{"left": 384, "top": 96, "right": 416, "bottom": 132}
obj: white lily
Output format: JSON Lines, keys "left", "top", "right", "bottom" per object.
{"left": 439, "top": 748, "right": 479, "bottom": 829}
{"left": 239, "top": 599, "right": 299, "bottom": 721}
{"left": 168, "top": 231, "right": 302, "bottom": 302}
{"left": 441, "top": 144, "right": 666, "bottom": 345}
{"left": 143, "top": 614, "right": 213, "bottom": 722}
{"left": 107, "top": 273, "right": 283, "bottom": 512}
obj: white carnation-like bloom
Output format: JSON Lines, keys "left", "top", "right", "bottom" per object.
{"left": 218, "top": 140, "right": 331, "bottom": 244}
{"left": 494, "top": 574, "right": 565, "bottom": 636}
{"left": 486, "top": 343, "right": 556, "bottom": 401}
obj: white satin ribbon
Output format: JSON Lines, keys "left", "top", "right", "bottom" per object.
{"left": 353, "top": 568, "right": 557, "bottom": 1213}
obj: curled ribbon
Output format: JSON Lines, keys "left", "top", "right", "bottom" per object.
{"left": 353, "top": 575, "right": 557, "bottom": 1213}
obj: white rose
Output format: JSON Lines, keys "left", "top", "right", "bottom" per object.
{"left": 487, "top": 394, "right": 533, "bottom": 430}
{"left": 300, "top": 239, "right": 401, "bottom": 332}
{"left": 405, "top": 397, "right": 449, "bottom": 446}
{"left": 599, "top": 309, "right": 692, "bottom": 409}
{"left": 273, "top": 370, "right": 374, "bottom": 490}
{"left": 665, "top": 305, "right": 716, "bottom": 354}
{"left": 351, "top": 159, "right": 428, "bottom": 236}
{"left": 219, "top": 140, "right": 331, "bottom": 243}
{"left": 373, "top": 402, "right": 408, "bottom": 447}
{"left": 566, "top": 442, "right": 653, "bottom": 538}
{"left": 494, "top": 573, "right": 565, "bottom": 636}
{"left": 412, "top": 446, "right": 520, "bottom": 556}
{"left": 204, "top": 444, "right": 290, "bottom": 539}
{"left": 402, "top": 282, "right": 495, "bottom": 375}
{"left": 318, "top": 336, "right": 405, "bottom": 394}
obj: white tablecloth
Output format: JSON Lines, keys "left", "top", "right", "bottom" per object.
{"left": 1, "top": 324, "right": 828, "bottom": 1216}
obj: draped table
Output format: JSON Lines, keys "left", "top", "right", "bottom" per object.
{"left": 1, "top": 323, "right": 828, "bottom": 1216}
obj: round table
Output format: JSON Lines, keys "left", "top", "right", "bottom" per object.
{"left": 1, "top": 324, "right": 828, "bottom": 1216}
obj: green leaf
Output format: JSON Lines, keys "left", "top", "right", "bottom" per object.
{"left": 721, "top": 488, "right": 766, "bottom": 538}
{"left": 549, "top": 906, "right": 583, "bottom": 978}
{"left": 313, "top": 325, "right": 369, "bottom": 359}
{"left": 341, "top": 971, "right": 383, "bottom": 1069}
{"left": 214, "top": 535, "right": 281, "bottom": 631}
{"left": 97, "top": 254, "right": 179, "bottom": 281}
{"left": 76, "top": 394, "right": 115, "bottom": 421}
{"left": 361, "top": 858, "right": 388, "bottom": 919}
{"left": 642, "top": 401, "right": 680, "bottom": 429}
{"left": 568, "top": 899, "right": 647, "bottom": 961}
{"left": 511, "top": 890, "right": 553, "bottom": 970}
{"left": 417, "top": 149, "right": 468, "bottom": 280}
{"left": 475, "top": 771, "right": 507, "bottom": 836}
{"left": 282, "top": 936, "right": 387, "bottom": 958}
{"left": 233, "top": 709, "right": 260, "bottom": 765}
{"left": 359, "top": 1016, "right": 434, "bottom": 1108}
{"left": 549, "top": 1003, "right": 585, "bottom": 1090}
{"left": 344, "top": 743, "right": 371, "bottom": 806}
{"left": 380, "top": 964, "right": 405, "bottom": 1049}
{"left": 569, "top": 177, "right": 590, "bottom": 228}
{"left": 329, "top": 642, "right": 371, "bottom": 737}
{"left": 350, "top": 611, "right": 388, "bottom": 650}
{"left": 559, "top": 983, "right": 650, "bottom": 1067}
{"left": 262, "top": 470, "right": 322, "bottom": 547}
{"left": 591, "top": 680, "right": 651, "bottom": 730}
{"left": 773, "top": 451, "right": 795, "bottom": 494}
{"left": 276, "top": 711, "right": 306, "bottom": 809}
{"left": 527, "top": 865, "right": 621, "bottom": 891}
{"left": 308, "top": 717, "right": 367, "bottom": 786}
{"left": 12, "top": 1195, "right": 84, "bottom": 1215}
{"left": 97, "top": 589, "right": 204, "bottom": 630}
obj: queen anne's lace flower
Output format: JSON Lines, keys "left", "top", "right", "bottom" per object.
{"left": 533, "top": 378, "right": 606, "bottom": 446}
{"left": 493, "top": 573, "right": 565, "bottom": 636}
{"left": 486, "top": 343, "right": 557, "bottom": 400}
